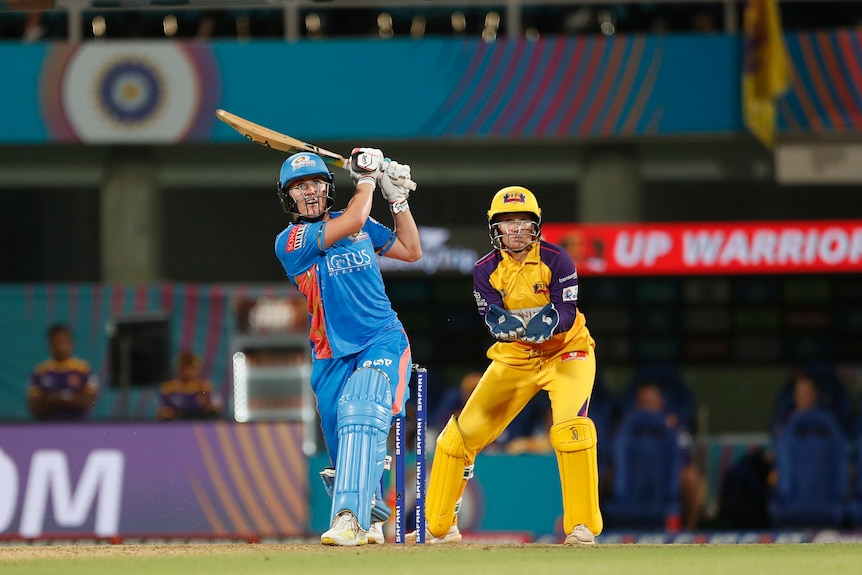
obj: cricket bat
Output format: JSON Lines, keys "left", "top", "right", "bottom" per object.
{"left": 216, "top": 108, "right": 347, "bottom": 169}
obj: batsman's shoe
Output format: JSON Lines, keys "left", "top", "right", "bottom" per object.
{"left": 321, "top": 511, "right": 368, "bottom": 546}
{"left": 367, "top": 521, "right": 385, "bottom": 545}
{"left": 564, "top": 524, "right": 595, "bottom": 545}
{"left": 405, "top": 524, "right": 462, "bottom": 544}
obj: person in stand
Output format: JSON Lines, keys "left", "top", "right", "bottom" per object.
{"left": 274, "top": 148, "right": 421, "bottom": 546}
{"left": 412, "top": 186, "right": 602, "bottom": 545}
{"left": 632, "top": 381, "right": 705, "bottom": 531}
{"left": 156, "top": 351, "right": 221, "bottom": 420}
{"left": 28, "top": 323, "right": 99, "bottom": 421}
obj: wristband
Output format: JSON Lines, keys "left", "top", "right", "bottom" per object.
{"left": 357, "top": 176, "right": 376, "bottom": 190}
{"left": 390, "top": 199, "right": 409, "bottom": 214}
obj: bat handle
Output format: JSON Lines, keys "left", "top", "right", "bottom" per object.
{"left": 403, "top": 179, "right": 417, "bottom": 192}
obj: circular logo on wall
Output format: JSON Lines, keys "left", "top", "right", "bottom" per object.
{"left": 97, "top": 58, "right": 164, "bottom": 124}
{"left": 42, "top": 43, "right": 220, "bottom": 143}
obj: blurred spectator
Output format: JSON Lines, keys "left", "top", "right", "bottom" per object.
{"left": 28, "top": 323, "right": 99, "bottom": 421}
{"left": 632, "top": 381, "right": 705, "bottom": 531}
{"left": 719, "top": 367, "right": 838, "bottom": 529}
{"left": 156, "top": 351, "right": 221, "bottom": 420}
{"left": 770, "top": 371, "right": 819, "bottom": 438}
{"left": 770, "top": 364, "right": 853, "bottom": 438}
{"left": 621, "top": 364, "right": 696, "bottom": 433}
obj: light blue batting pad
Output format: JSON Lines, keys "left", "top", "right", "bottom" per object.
{"left": 332, "top": 367, "right": 392, "bottom": 530}
{"left": 320, "top": 466, "right": 391, "bottom": 523}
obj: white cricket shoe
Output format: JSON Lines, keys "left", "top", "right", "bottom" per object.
{"left": 367, "top": 521, "right": 385, "bottom": 545}
{"left": 321, "top": 511, "right": 368, "bottom": 546}
{"left": 564, "top": 523, "right": 595, "bottom": 545}
{"left": 405, "top": 524, "right": 462, "bottom": 544}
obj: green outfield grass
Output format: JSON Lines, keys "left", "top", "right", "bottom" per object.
{"left": 2, "top": 543, "right": 862, "bottom": 575}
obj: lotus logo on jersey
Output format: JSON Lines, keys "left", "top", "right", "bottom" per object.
{"left": 327, "top": 250, "right": 373, "bottom": 275}
{"left": 502, "top": 192, "right": 526, "bottom": 204}
{"left": 291, "top": 155, "right": 316, "bottom": 170}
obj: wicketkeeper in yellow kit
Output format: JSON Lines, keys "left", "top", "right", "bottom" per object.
{"left": 412, "top": 185, "right": 602, "bottom": 545}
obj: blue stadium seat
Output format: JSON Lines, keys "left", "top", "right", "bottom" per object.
{"left": 846, "top": 419, "right": 862, "bottom": 527}
{"left": 768, "top": 408, "right": 849, "bottom": 528}
{"left": 603, "top": 410, "right": 681, "bottom": 529}
{"left": 589, "top": 374, "right": 616, "bottom": 476}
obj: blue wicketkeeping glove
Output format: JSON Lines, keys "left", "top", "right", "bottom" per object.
{"left": 485, "top": 304, "right": 526, "bottom": 342}
{"left": 521, "top": 303, "right": 559, "bottom": 344}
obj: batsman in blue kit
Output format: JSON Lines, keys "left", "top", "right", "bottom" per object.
{"left": 274, "top": 148, "right": 421, "bottom": 546}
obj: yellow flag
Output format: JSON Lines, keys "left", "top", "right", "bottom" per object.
{"left": 743, "top": 0, "right": 791, "bottom": 148}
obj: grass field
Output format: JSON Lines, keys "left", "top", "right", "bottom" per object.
{"left": 2, "top": 543, "right": 862, "bottom": 575}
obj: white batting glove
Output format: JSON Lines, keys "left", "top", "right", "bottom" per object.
{"left": 348, "top": 148, "right": 384, "bottom": 188}
{"left": 379, "top": 174, "right": 410, "bottom": 213}
{"left": 378, "top": 158, "right": 413, "bottom": 213}
{"left": 381, "top": 158, "right": 412, "bottom": 188}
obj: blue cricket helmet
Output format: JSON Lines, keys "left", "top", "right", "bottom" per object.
{"left": 276, "top": 152, "right": 336, "bottom": 220}
{"left": 278, "top": 152, "right": 333, "bottom": 190}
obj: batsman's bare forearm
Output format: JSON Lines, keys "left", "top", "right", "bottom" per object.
{"left": 323, "top": 183, "right": 374, "bottom": 247}
{"left": 343, "top": 183, "right": 374, "bottom": 227}
{"left": 392, "top": 210, "right": 422, "bottom": 261}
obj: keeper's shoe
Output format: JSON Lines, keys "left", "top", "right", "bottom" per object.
{"left": 367, "top": 521, "right": 385, "bottom": 545}
{"left": 405, "top": 524, "right": 462, "bottom": 544}
{"left": 564, "top": 523, "right": 596, "bottom": 545}
{"left": 321, "top": 511, "right": 368, "bottom": 546}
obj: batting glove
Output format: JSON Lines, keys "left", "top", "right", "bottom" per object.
{"left": 378, "top": 158, "right": 411, "bottom": 213}
{"left": 381, "top": 158, "right": 412, "bottom": 188}
{"left": 485, "top": 304, "right": 526, "bottom": 342}
{"left": 348, "top": 148, "right": 384, "bottom": 188}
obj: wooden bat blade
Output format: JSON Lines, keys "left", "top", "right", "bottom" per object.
{"left": 215, "top": 109, "right": 416, "bottom": 192}
{"left": 216, "top": 109, "right": 346, "bottom": 169}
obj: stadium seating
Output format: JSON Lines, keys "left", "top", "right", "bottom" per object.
{"left": 770, "top": 363, "right": 854, "bottom": 438}
{"left": 846, "top": 419, "right": 862, "bottom": 528}
{"left": 589, "top": 373, "right": 617, "bottom": 477}
{"left": 603, "top": 410, "right": 681, "bottom": 529}
{"left": 768, "top": 408, "right": 849, "bottom": 528}
{"left": 620, "top": 364, "right": 695, "bottom": 432}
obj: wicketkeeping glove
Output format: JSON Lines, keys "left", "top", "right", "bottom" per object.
{"left": 485, "top": 304, "right": 526, "bottom": 342}
{"left": 520, "top": 303, "right": 559, "bottom": 344}
{"left": 379, "top": 158, "right": 412, "bottom": 213}
{"left": 348, "top": 147, "right": 384, "bottom": 188}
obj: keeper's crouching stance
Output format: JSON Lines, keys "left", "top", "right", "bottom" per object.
{"left": 410, "top": 186, "right": 603, "bottom": 545}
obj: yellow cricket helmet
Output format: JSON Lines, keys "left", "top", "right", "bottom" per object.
{"left": 487, "top": 186, "right": 542, "bottom": 251}
{"left": 487, "top": 186, "right": 542, "bottom": 223}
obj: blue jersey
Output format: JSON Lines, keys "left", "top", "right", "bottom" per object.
{"left": 275, "top": 211, "right": 402, "bottom": 359}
